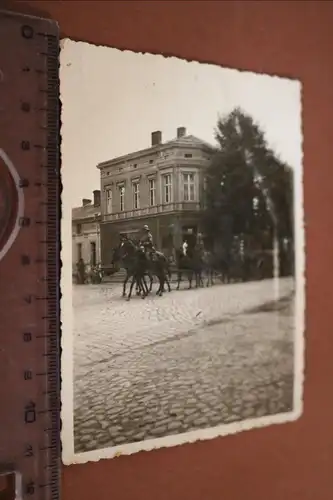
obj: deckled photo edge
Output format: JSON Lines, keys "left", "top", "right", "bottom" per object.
{"left": 292, "top": 77, "right": 305, "bottom": 421}
{"left": 59, "top": 39, "right": 305, "bottom": 466}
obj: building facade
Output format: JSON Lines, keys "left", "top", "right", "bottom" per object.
{"left": 72, "top": 190, "right": 102, "bottom": 272}
{"left": 98, "top": 127, "right": 213, "bottom": 267}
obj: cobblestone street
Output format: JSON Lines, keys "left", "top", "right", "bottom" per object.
{"left": 73, "top": 278, "right": 295, "bottom": 453}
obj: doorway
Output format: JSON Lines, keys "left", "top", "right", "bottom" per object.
{"left": 90, "top": 241, "right": 97, "bottom": 266}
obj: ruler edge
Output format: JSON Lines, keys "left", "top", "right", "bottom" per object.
{"left": 0, "top": 11, "right": 62, "bottom": 500}
{"left": 41, "top": 18, "right": 62, "bottom": 500}
{"left": 0, "top": 8, "right": 59, "bottom": 31}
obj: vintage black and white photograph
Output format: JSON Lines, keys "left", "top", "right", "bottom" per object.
{"left": 60, "top": 39, "right": 304, "bottom": 464}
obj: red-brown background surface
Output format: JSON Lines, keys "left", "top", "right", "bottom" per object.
{"left": 7, "top": 1, "right": 333, "bottom": 499}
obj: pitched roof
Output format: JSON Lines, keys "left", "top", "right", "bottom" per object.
{"left": 72, "top": 203, "right": 101, "bottom": 222}
{"left": 97, "top": 133, "right": 215, "bottom": 168}
{"left": 165, "top": 134, "right": 214, "bottom": 149}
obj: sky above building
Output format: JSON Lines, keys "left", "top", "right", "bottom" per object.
{"left": 60, "top": 39, "right": 302, "bottom": 208}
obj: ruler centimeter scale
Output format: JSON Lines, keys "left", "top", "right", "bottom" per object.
{"left": 0, "top": 11, "right": 60, "bottom": 500}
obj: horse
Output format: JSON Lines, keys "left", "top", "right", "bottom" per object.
{"left": 176, "top": 245, "right": 233, "bottom": 288}
{"left": 143, "top": 247, "right": 172, "bottom": 294}
{"left": 117, "top": 238, "right": 171, "bottom": 298}
{"left": 137, "top": 240, "right": 172, "bottom": 296}
{"left": 175, "top": 246, "right": 204, "bottom": 290}
{"left": 201, "top": 250, "right": 215, "bottom": 287}
{"left": 111, "top": 242, "right": 150, "bottom": 299}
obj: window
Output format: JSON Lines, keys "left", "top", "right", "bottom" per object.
{"left": 119, "top": 185, "right": 125, "bottom": 211}
{"left": 182, "top": 173, "right": 195, "bottom": 202}
{"left": 106, "top": 188, "right": 112, "bottom": 213}
{"left": 184, "top": 153, "right": 193, "bottom": 158}
{"left": 76, "top": 223, "right": 82, "bottom": 234}
{"left": 149, "top": 179, "right": 156, "bottom": 206}
{"left": 203, "top": 176, "right": 208, "bottom": 207}
{"left": 90, "top": 241, "right": 96, "bottom": 266}
{"left": 133, "top": 182, "right": 139, "bottom": 209}
{"left": 77, "top": 243, "right": 82, "bottom": 261}
{"left": 163, "top": 174, "right": 172, "bottom": 203}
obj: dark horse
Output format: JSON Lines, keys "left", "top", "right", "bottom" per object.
{"left": 176, "top": 246, "right": 232, "bottom": 288}
{"left": 200, "top": 249, "right": 216, "bottom": 287}
{"left": 110, "top": 242, "right": 150, "bottom": 298}
{"left": 201, "top": 249, "right": 235, "bottom": 285}
{"left": 113, "top": 238, "right": 171, "bottom": 300}
{"left": 144, "top": 247, "right": 172, "bottom": 295}
{"left": 175, "top": 246, "right": 204, "bottom": 289}
{"left": 111, "top": 241, "right": 149, "bottom": 300}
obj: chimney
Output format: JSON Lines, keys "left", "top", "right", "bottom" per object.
{"left": 93, "top": 190, "right": 101, "bottom": 207}
{"left": 82, "top": 198, "right": 91, "bottom": 207}
{"left": 151, "top": 130, "right": 162, "bottom": 146}
{"left": 177, "top": 126, "right": 186, "bottom": 139}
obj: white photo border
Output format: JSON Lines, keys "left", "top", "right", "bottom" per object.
{"left": 60, "top": 39, "right": 305, "bottom": 466}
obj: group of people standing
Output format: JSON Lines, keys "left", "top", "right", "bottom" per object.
{"left": 75, "top": 258, "right": 102, "bottom": 284}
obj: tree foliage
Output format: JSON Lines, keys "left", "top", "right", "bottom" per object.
{"left": 202, "top": 108, "right": 294, "bottom": 257}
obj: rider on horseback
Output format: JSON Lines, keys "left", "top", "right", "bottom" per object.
{"left": 140, "top": 225, "right": 155, "bottom": 261}
{"left": 182, "top": 239, "right": 188, "bottom": 256}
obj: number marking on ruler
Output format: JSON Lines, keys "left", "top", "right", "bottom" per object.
{"left": 0, "top": 10, "right": 60, "bottom": 500}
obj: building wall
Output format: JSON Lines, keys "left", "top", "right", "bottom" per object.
{"left": 98, "top": 131, "right": 212, "bottom": 267}
{"left": 100, "top": 151, "right": 160, "bottom": 214}
{"left": 72, "top": 221, "right": 101, "bottom": 270}
{"left": 100, "top": 148, "right": 209, "bottom": 219}
{"left": 72, "top": 192, "right": 102, "bottom": 271}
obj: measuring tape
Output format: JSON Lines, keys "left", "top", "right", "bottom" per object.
{"left": 0, "top": 10, "right": 60, "bottom": 500}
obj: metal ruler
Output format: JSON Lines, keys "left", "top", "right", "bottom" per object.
{"left": 0, "top": 10, "right": 60, "bottom": 500}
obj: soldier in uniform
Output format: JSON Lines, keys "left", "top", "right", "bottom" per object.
{"left": 140, "top": 225, "right": 155, "bottom": 260}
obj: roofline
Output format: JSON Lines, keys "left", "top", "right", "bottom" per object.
{"left": 97, "top": 138, "right": 213, "bottom": 170}
{"left": 97, "top": 144, "right": 163, "bottom": 169}
{"left": 72, "top": 213, "right": 101, "bottom": 223}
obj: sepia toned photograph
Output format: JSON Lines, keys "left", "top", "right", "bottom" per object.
{"left": 60, "top": 39, "right": 304, "bottom": 465}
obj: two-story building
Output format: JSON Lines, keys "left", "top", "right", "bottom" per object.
{"left": 72, "top": 190, "right": 102, "bottom": 272}
{"left": 98, "top": 127, "right": 213, "bottom": 266}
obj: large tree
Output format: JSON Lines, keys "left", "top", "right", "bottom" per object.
{"left": 202, "top": 108, "right": 294, "bottom": 262}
